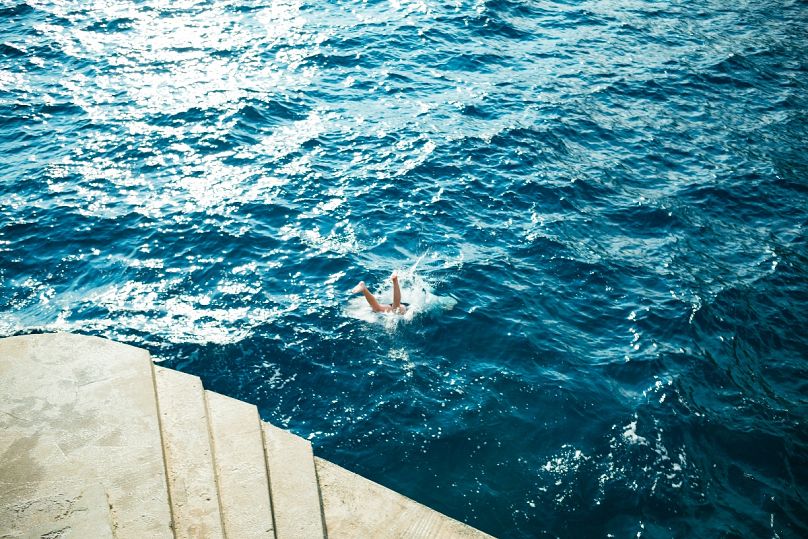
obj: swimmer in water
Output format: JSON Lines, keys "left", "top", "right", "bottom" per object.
{"left": 352, "top": 271, "right": 407, "bottom": 314}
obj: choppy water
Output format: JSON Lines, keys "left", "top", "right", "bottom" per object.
{"left": 2, "top": 0, "right": 807, "bottom": 536}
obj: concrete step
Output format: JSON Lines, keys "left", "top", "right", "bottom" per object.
{"left": 315, "top": 457, "right": 494, "bottom": 539}
{"left": 205, "top": 391, "right": 274, "bottom": 538}
{"left": 0, "top": 481, "right": 113, "bottom": 538}
{"left": 261, "top": 421, "right": 325, "bottom": 539}
{"left": 0, "top": 333, "right": 172, "bottom": 538}
{"left": 154, "top": 366, "right": 225, "bottom": 539}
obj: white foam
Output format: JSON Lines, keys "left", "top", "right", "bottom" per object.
{"left": 622, "top": 420, "right": 649, "bottom": 446}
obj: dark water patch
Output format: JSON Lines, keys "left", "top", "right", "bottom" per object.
{"left": 434, "top": 50, "right": 511, "bottom": 74}
{"left": 0, "top": 42, "right": 27, "bottom": 57}
{"left": 604, "top": 202, "right": 684, "bottom": 238}
{"left": 306, "top": 50, "right": 365, "bottom": 70}
{"left": 240, "top": 97, "right": 310, "bottom": 126}
{"left": 488, "top": 125, "right": 572, "bottom": 157}
{"left": 0, "top": 2, "right": 35, "bottom": 19}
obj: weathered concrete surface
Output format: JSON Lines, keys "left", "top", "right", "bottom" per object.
{"left": 155, "top": 366, "right": 224, "bottom": 539}
{"left": 205, "top": 391, "right": 274, "bottom": 538}
{"left": 315, "top": 457, "right": 494, "bottom": 539}
{"left": 262, "top": 422, "right": 325, "bottom": 539}
{"left": 0, "top": 482, "right": 113, "bottom": 538}
{"left": 0, "top": 333, "right": 172, "bottom": 538}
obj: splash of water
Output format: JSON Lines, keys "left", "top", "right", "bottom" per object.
{"left": 344, "top": 260, "right": 457, "bottom": 328}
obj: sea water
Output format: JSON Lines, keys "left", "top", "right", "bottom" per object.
{"left": 1, "top": 1, "right": 807, "bottom": 537}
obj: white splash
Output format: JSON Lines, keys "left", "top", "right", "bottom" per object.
{"left": 344, "top": 261, "right": 456, "bottom": 328}
{"left": 622, "top": 420, "right": 649, "bottom": 446}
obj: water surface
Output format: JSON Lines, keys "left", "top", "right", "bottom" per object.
{"left": 2, "top": 1, "right": 807, "bottom": 537}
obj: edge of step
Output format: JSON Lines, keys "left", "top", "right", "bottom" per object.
{"left": 154, "top": 366, "right": 225, "bottom": 539}
{"left": 261, "top": 421, "right": 326, "bottom": 538}
{"left": 205, "top": 390, "right": 275, "bottom": 538}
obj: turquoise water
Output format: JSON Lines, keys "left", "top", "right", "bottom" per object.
{"left": 2, "top": 0, "right": 807, "bottom": 536}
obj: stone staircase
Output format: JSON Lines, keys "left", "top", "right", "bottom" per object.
{"left": 0, "top": 333, "right": 493, "bottom": 539}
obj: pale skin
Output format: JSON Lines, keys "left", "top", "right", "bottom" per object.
{"left": 352, "top": 271, "right": 407, "bottom": 314}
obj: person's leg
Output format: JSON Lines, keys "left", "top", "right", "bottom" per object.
{"left": 391, "top": 272, "right": 402, "bottom": 309}
{"left": 391, "top": 272, "right": 406, "bottom": 314}
{"left": 352, "top": 281, "right": 389, "bottom": 312}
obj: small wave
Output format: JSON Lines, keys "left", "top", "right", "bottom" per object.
{"left": 0, "top": 2, "right": 35, "bottom": 19}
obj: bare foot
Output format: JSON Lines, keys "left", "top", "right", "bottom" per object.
{"left": 351, "top": 281, "right": 366, "bottom": 294}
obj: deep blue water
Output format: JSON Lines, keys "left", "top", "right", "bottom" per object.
{"left": 2, "top": 0, "right": 808, "bottom": 537}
